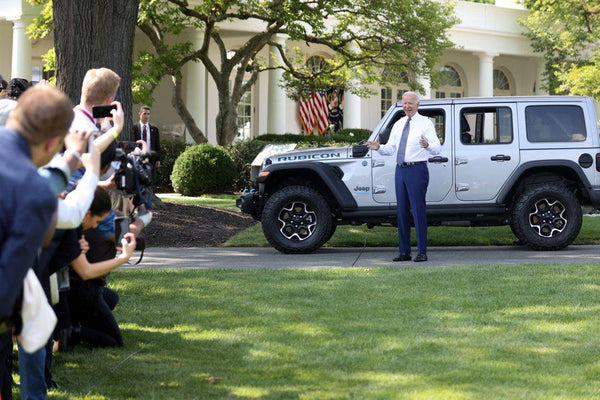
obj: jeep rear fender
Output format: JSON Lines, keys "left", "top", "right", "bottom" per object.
{"left": 257, "top": 162, "right": 358, "bottom": 210}
{"left": 497, "top": 160, "right": 593, "bottom": 204}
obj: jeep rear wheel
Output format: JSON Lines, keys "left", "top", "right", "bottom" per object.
{"left": 511, "top": 183, "right": 582, "bottom": 250}
{"left": 262, "top": 186, "right": 332, "bottom": 254}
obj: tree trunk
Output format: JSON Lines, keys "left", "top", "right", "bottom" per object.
{"left": 53, "top": 0, "right": 139, "bottom": 140}
{"left": 171, "top": 74, "right": 207, "bottom": 143}
{"left": 214, "top": 80, "right": 239, "bottom": 146}
{"left": 215, "top": 102, "right": 239, "bottom": 146}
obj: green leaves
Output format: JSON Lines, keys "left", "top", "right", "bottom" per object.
{"left": 521, "top": 0, "right": 600, "bottom": 97}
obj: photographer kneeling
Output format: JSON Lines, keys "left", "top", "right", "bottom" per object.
{"left": 66, "top": 187, "right": 136, "bottom": 347}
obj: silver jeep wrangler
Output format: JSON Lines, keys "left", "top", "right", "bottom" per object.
{"left": 237, "top": 96, "right": 600, "bottom": 254}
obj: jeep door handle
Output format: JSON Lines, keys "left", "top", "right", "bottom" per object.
{"left": 491, "top": 154, "right": 511, "bottom": 161}
{"left": 428, "top": 156, "right": 449, "bottom": 163}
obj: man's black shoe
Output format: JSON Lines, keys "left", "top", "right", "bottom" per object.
{"left": 393, "top": 253, "right": 411, "bottom": 262}
{"left": 414, "top": 253, "right": 428, "bottom": 262}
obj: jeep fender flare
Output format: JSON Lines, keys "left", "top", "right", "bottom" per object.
{"left": 497, "top": 160, "right": 593, "bottom": 204}
{"left": 257, "top": 162, "right": 358, "bottom": 210}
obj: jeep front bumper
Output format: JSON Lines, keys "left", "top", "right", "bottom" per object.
{"left": 236, "top": 191, "right": 263, "bottom": 221}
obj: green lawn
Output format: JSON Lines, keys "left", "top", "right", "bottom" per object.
{"left": 156, "top": 193, "right": 600, "bottom": 247}
{"left": 42, "top": 265, "right": 600, "bottom": 399}
{"left": 157, "top": 193, "right": 240, "bottom": 212}
{"left": 226, "top": 216, "right": 600, "bottom": 247}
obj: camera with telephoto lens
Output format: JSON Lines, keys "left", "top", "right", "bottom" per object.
{"left": 113, "top": 141, "right": 158, "bottom": 210}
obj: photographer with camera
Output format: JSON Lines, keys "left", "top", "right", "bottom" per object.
{"left": 66, "top": 187, "right": 137, "bottom": 348}
{"left": 0, "top": 84, "right": 74, "bottom": 400}
{"left": 71, "top": 68, "right": 123, "bottom": 152}
{"left": 16, "top": 134, "right": 102, "bottom": 399}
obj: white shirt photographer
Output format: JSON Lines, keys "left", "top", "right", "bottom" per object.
{"left": 56, "top": 167, "right": 98, "bottom": 229}
{"left": 51, "top": 142, "right": 101, "bottom": 229}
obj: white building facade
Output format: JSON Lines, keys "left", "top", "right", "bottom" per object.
{"left": 0, "top": 0, "right": 545, "bottom": 143}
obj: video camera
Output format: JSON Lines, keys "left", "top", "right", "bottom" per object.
{"left": 111, "top": 141, "right": 157, "bottom": 253}
{"left": 113, "top": 141, "right": 158, "bottom": 210}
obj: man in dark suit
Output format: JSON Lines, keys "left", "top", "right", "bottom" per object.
{"left": 133, "top": 105, "right": 160, "bottom": 167}
{"left": 0, "top": 84, "right": 74, "bottom": 400}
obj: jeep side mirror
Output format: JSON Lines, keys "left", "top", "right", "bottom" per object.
{"left": 352, "top": 144, "right": 369, "bottom": 158}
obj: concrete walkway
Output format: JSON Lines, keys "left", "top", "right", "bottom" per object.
{"left": 123, "top": 245, "right": 600, "bottom": 270}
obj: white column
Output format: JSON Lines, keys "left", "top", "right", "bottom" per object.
{"left": 535, "top": 59, "right": 547, "bottom": 95}
{"left": 343, "top": 87, "right": 361, "bottom": 129}
{"left": 475, "top": 52, "right": 498, "bottom": 97}
{"left": 8, "top": 16, "right": 33, "bottom": 80}
{"left": 343, "top": 42, "right": 361, "bottom": 129}
{"left": 417, "top": 75, "right": 431, "bottom": 99}
{"left": 267, "top": 34, "right": 287, "bottom": 134}
{"left": 185, "top": 32, "right": 207, "bottom": 143}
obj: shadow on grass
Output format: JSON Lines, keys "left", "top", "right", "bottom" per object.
{"left": 50, "top": 266, "right": 600, "bottom": 399}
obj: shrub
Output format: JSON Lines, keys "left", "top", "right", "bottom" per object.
{"left": 255, "top": 129, "right": 371, "bottom": 146}
{"left": 254, "top": 133, "right": 304, "bottom": 143}
{"left": 329, "top": 128, "right": 371, "bottom": 143}
{"left": 226, "top": 139, "right": 268, "bottom": 191}
{"left": 171, "top": 144, "right": 236, "bottom": 195}
{"left": 154, "top": 137, "right": 188, "bottom": 192}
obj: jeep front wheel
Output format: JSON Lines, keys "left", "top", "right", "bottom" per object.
{"left": 511, "top": 183, "right": 582, "bottom": 250}
{"left": 262, "top": 186, "right": 333, "bottom": 254}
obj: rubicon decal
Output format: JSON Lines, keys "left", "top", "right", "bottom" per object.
{"left": 277, "top": 152, "right": 342, "bottom": 162}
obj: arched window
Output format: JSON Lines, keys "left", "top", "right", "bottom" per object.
{"left": 435, "top": 65, "right": 463, "bottom": 99}
{"left": 306, "top": 55, "right": 326, "bottom": 74}
{"left": 493, "top": 68, "right": 513, "bottom": 96}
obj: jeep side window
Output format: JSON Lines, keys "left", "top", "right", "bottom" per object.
{"left": 379, "top": 109, "right": 445, "bottom": 145}
{"left": 525, "top": 105, "right": 586, "bottom": 142}
{"left": 460, "top": 107, "right": 513, "bottom": 145}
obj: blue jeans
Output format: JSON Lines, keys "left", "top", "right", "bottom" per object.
{"left": 17, "top": 341, "right": 47, "bottom": 400}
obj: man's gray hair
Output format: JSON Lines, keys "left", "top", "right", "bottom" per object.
{"left": 402, "top": 91, "right": 420, "bottom": 103}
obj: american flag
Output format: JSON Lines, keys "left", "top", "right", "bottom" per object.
{"left": 311, "top": 90, "right": 329, "bottom": 135}
{"left": 298, "top": 93, "right": 315, "bottom": 134}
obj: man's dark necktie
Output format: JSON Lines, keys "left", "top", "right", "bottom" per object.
{"left": 396, "top": 117, "right": 411, "bottom": 165}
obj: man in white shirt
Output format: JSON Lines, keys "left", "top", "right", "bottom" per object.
{"left": 367, "top": 91, "right": 441, "bottom": 262}
{"left": 71, "top": 68, "right": 124, "bottom": 153}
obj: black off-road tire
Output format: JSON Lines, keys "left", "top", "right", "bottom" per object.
{"left": 511, "top": 182, "right": 582, "bottom": 251}
{"left": 509, "top": 217, "right": 523, "bottom": 244}
{"left": 322, "top": 222, "right": 338, "bottom": 245}
{"left": 261, "top": 186, "right": 333, "bottom": 254}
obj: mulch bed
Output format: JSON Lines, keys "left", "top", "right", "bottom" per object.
{"left": 143, "top": 202, "right": 256, "bottom": 247}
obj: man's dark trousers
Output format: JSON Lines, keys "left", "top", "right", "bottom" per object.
{"left": 0, "top": 332, "right": 12, "bottom": 400}
{"left": 395, "top": 163, "right": 429, "bottom": 255}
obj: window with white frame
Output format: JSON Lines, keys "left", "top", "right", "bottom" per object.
{"left": 236, "top": 90, "right": 252, "bottom": 140}
{"left": 435, "top": 65, "right": 463, "bottom": 99}
{"left": 380, "top": 70, "right": 410, "bottom": 116}
{"left": 381, "top": 87, "right": 392, "bottom": 117}
{"left": 306, "top": 55, "right": 326, "bottom": 74}
{"left": 493, "top": 69, "right": 513, "bottom": 96}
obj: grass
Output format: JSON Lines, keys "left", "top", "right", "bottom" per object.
{"left": 225, "top": 216, "right": 600, "bottom": 247}
{"left": 40, "top": 265, "right": 600, "bottom": 399}
{"left": 155, "top": 193, "right": 600, "bottom": 247}
{"left": 157, "top": 193, "right": 240, "bottom": 212}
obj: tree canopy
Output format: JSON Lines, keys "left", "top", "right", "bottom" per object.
{"left": 521, "top": 0, "right": 600, "bottom": 98}
{"left": 136, "top": 0, "right": 457, "bottom": 145}
{"left": 28, "top": 0, "right": 457, "bottom": 145}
